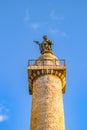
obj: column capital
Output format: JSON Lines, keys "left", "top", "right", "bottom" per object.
{"left": 28, "top": 65, "right": 66, "bottom": 94}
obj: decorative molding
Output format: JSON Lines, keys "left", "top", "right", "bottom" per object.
{"left": 28, "top": 66, "right": 66, "bottom": 94}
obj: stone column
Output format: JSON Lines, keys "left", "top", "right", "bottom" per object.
{"left": 28, "top": 53, "right": 66, "bottom": 130}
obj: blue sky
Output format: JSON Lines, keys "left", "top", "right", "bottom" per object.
{"left": 0, "top": 0, "right": 87, "bottom": 130}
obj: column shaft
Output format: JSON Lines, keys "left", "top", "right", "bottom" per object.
{"left": 30, "top": 75, "right": 65, "bottom": 130}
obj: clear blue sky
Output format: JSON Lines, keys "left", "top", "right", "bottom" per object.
{"left": 0, "top": 0, "right": 87, "bottom": 130}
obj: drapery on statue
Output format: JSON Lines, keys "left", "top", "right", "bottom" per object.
{"left": 34, "top": 35, "right": 54, "bottom": 54}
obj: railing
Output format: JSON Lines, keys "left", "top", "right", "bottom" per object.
{"left": 28, "top": 59, "right": 66, "bottom": 66}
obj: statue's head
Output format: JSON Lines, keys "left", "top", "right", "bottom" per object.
{"left": 43, "top": 35, "right": 48, "bottom": 40}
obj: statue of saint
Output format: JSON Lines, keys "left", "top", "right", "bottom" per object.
{"left": 34, "top": 35, "right": 53, "bottom": 54}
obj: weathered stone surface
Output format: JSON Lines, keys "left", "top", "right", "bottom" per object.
{"left": 28, "top": 53, "right": 66, "bottom": 130}
{"left": 30, "top": 75, "right": 65, "bottom": 130}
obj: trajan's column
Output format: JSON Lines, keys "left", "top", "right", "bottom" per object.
{"left": 28, "top": 35, "right": 66, "bottom": 130}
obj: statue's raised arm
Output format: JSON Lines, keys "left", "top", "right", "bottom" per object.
{"left": 33, "top": 40, "right": 40, "bottom": 45}
{"left": 34, "top": 35, "right": 54, "bottom": 54}
{"left": 33, "top": 40, "right": 43, "bottom": 54}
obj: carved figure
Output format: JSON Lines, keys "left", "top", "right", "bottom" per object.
{"left": 34, "top": 35, "right": 53, "bottom": 54}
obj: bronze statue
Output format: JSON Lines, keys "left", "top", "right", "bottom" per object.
{"left": 34, "top": 35, "right": 53, "bottom": 54}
